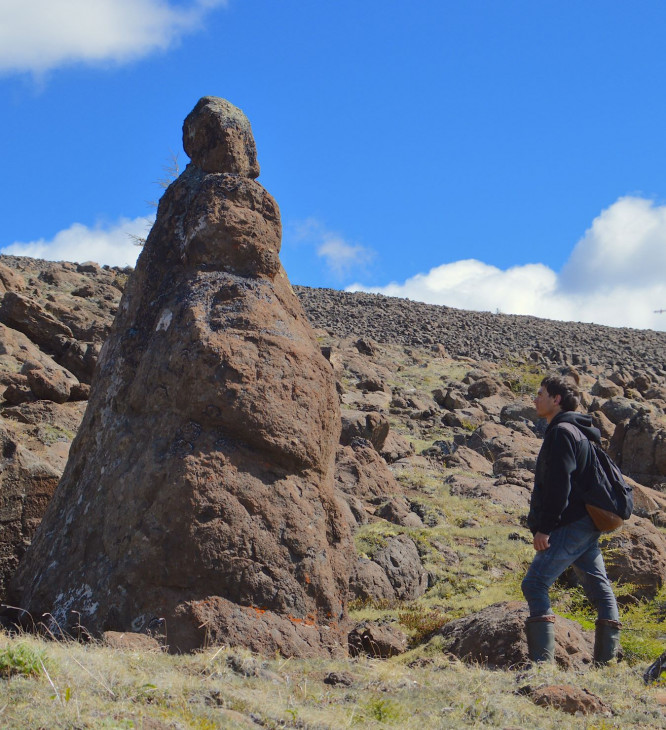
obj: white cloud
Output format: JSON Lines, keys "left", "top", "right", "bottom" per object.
{"left": 1, "top": 216, "right": 153, "bottom": 267}
{"left": 348, "top": 196, "right": 666, "bottom": 331}
{"left": 0, "top": 0, "right": 226, "bottom": 75}
{"left": 287, "top": 217, "right": 375, "bottom": 279}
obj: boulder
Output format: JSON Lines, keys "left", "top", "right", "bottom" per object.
{"left": 434, "top": 601, "right": 593, "bottom": 669}
{"left": 441, "top": 407, "right": 487, "bottom": 430}
{"left": 340, "top": 410, "right": 390, "bottom": 451}
{"left": 528, "top": 685, "right": 610, "bottom": 716}
{"left": 0, "top": 264, "right": 25, "bottom": 294}
{"left": 465, "top": 421, "right": 539, "bottom": 463}
{"left": 379, "top": 430, "right": 414, "bottom": 463}
{"left": 372, "top": 535, "right": 428, "bottom": 601}
{"left": 182, "top": 96, "right": 260, "bottom": 178}
{"left": 26, "top": 366, "right": 77, "bottom": 404}
{"left": 632, "top": 479, "right": 666, "bottom": 526}
{"left": 615, "top": 411, "right": 666, "bottom": 487}
{"left": 500, "top": 398, "right": 538, "bottom": 425}
{"left": 0, "top": 424, "right": 60, "bottom": 600}
{"left": 348, "top": 557, "right": 396, "bottom": 603}
{"left": 335, "top": 442, "right": 400, "bottom": 501}
{"left": 591, "top": 378, "right": 623, "bottom": 398}
{"left": 446, "top": 473, "right": 530, "bottom": 510}
{"left": 11, "top": 98, "right": 352, "bottom": 657}
{"left": 602, "top": 517, "right": 666, "bottom": 600}
{"left": 599, "top": 397, "right": 644, "bottom": 425}
{"left": 348, "top": 620, "right": 408, "bottom": 658}
{"left": 467, "top": 377, "right": 501, "bottom": 399}
{"left": 375, "top": 496, "right": 423, "bottom": 528}
{"left": 0, "top": 292, "right": 73, "bottom": 352}
{"left": 443, "top": 445, "right": 493, "bottom": 476}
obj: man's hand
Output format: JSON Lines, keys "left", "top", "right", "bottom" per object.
{"left": 533, "top": 532, "right": 550, "bottom": 551}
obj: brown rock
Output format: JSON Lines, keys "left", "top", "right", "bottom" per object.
{"left": 600, "top": 397, "right": 643, "bottom": 425}
{"left": 379, "top": 430, "right": 414, "bottom": 463}
{"left": 0, "top": 323, "right": 64, "bottom": 374}
{"left": 375, "top": 496, "right": 423, "bottom": 527}
{"left": 0, "top": 264, "right": 25, "bottom": 294}
{"left": 467, "top": 376, "right": 501, "bottom": 399}
{"left": 102, "top": 631, "right": 162, "bottom": 652}
{"left": 603, "top": 517, "right": 666, "bottom": 599}
{"left": 2, "top": 380, "right": 35, "bottom": 406}
{"left": 440, "top": 388, "right": 468, "bottom": 410}
{"left": 11, "top": 98, "right": 351, "bottom": 657}
{"left": 372, "top": 535, "right": 427, "bottom": 601}
{"left": 340, "top": 410, "right": 390, "bottom": 451}
{"left": 443, "top": 445, "right": 493, "bottom": 476}
{"left": 348, "top": 620, "right": 408, "bottom": 658}
{"left": 465, "top": 421, "right": 539, "bottom": 463}
{"left": 183, "top": 596, "right": 346, "bottom": 658}
{"left": 26, "top": 366, "right": 76, "bottom": 403}
{"left": 183, "top": 96, "right": 260, "bottom": 178}
{"left": 442, "top": 407, "right": 487, "bottom": 430}
{"left": 446, "top": 473, "right": 530, "bottom": 510}
{"left": 335, "top": 443, "right": 400, "bottom": 501}
{"left": 529, "top": 685, "right": 610, "bottom": 716}
{"left": 56, "top": 339, "right": 101, "bottom": 384}
{"left": 632, "top": 479, "right": 666, "bottom": 526}
{"left": 69, "top": 383, "right": 91, "bottom": 401}
{"left": 0, "top": 292, "right": 73, "bottom": 352}
{"left": 591, "top": 377, "right": 623, "bottom": 398}
{"left": 590, "top": 409, "right": 615, "bottom": 443}
{"left": 617, "top": 411, "right": 666, "bottom": 486}
{"left": 499, "top": 398, "right": 538, "bottom": 425}
{"left": 435, "top": 601, "right": 593, "bottom": 669}
{"left": 349, "top": 557, "right": 396, "bottom": 603}
{"left": 0, "top": 424, "right": 60, "bottom": 600}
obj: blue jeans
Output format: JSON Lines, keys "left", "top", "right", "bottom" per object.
{"left": 521, "top": 514, "right": 619, "bottom": 621}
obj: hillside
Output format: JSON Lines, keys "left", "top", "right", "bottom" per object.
{"left": 1, "top": 253, "right": 666, "bottom": 727}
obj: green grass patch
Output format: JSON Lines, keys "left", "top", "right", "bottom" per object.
{"left": 0, "top": 642, "right": 44, "bottom": 678}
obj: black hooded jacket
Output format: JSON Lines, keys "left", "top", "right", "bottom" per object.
{"left": 527, "top": 410, "right": 602, "bottom": 535}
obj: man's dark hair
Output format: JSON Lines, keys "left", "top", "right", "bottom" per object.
{"left": 541, "top": 375, "right": 580, "bottom": 412}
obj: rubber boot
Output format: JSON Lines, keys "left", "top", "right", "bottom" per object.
{"left": 594, "top": 619, "right": 621, "bottom": 666}
{"left": 525, "top": 615, "right": 555, "bottom": 664}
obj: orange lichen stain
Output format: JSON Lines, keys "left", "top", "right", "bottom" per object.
{"left": 286, "top": 613, "right": 317, "bottom": 627}
{"left": 250, "top": 607, "right": 267, "bottom": 615}
{"left": 303, "top": 573, "right": 311, "bottom": 584}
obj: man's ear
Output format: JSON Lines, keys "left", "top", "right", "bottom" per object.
{"left": 553, "top": 394, "right": 562, "bottom": 405}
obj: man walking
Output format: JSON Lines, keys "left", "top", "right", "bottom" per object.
{"left": 522, "top": 376, "right": 621, "bottom": 665}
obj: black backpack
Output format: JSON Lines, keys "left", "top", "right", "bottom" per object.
{"left": 559, "top": 422, "right": 634, "bottom": 531}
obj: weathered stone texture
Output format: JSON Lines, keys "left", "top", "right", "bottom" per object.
{"left": 11, "top": 97, "right": 351, "bottom": 655}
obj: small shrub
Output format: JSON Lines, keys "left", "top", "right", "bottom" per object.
{"left": 398, "top": 608, "right": 448, "bottom": 644}
{"left": 0, "top": 642, "right": 44, "bottom": 678}
{"left": 362, "top": 697, "right": 403, "bottom": 723}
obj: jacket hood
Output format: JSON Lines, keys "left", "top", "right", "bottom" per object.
{"left": 548, "top": 410, "right": 601, "bottom": 443}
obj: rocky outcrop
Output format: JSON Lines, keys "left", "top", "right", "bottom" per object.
{"left": 612, "top": 411, "right": 666, "bottom": 487}
{"left": 0, "top": 425, "right": 60, "bottom": 599}
{"left": 602, "top": 518, "right": 666, "bottom": 599}
{"left": 434, "top": 601, "right": 593, "bottom": 669}
{"left": 347, "top": 620, "right": 408, "bottom": 657}
{"left": 10, "top": 97, "right": 352, "bottom": 656}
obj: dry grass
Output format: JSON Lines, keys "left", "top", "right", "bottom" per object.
{"left": 4, "top": 343, "right": 666, "bottom": 727}
{"left": 1, "top": 631, "right": 665, "bottom": 729}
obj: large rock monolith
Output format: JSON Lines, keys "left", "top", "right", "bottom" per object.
{"left": 11, "top": 97, "right": 352, "bottom": 655}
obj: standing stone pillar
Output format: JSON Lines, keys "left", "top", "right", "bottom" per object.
{"left": 11, "top": 97, "right": 352, "bottom": 656}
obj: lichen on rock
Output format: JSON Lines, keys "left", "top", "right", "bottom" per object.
{"left": 11, "top": 97, "right": 352, "bottom": 656}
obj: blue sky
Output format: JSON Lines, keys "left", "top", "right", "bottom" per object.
{"left": 2, "top": 0, "right": 666, "bottom": 330}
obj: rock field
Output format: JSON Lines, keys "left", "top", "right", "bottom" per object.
{"left": 1, "top": 95, "right": 665, "bottom": 666}
{"left": 1, "top": 249, "right": 665, "bottom": 665}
